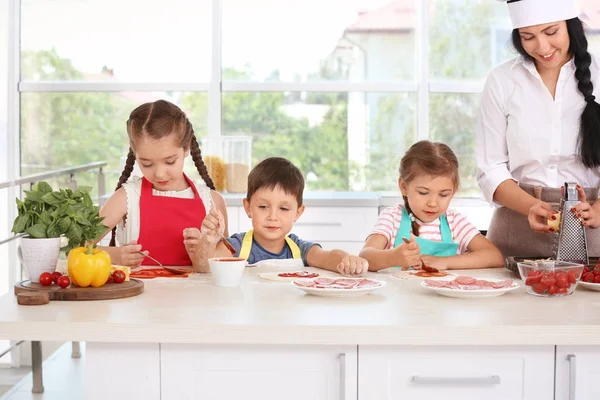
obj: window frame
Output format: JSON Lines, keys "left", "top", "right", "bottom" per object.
{"left": 9, "top": 0, "right": 490, "bottom": 194}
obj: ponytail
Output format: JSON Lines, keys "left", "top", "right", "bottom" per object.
{"left": 109, "top": 148, "right": 135, "bottom": 246}
{"left": 402, "top": 196, "right": 420, "bottom": 237}
{"left": 188, "top": 121, "right": 216, "bottom": 190}
{"left": 568, "top": 18, "right": 600, "bottom": 168}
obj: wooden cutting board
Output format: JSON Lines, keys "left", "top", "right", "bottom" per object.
{"left": 14, "top": 279, "right": 144, "bottom": 305}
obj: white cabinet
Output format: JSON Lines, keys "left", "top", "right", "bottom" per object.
{"left": 358, "top": 345, "right": 554, "bottom": 400}
{"left": 160, "top": 344, "right": 357, "bottom": 400}
{"left": 86, "top": 342, "right": 160, "bottom": 400}
{"left": 556, "top": 345, "right": 600, "bottom": 400}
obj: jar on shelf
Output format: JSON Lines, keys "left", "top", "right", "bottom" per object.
{"left": 200, "top": 136, "right": 252, "bottom": 193}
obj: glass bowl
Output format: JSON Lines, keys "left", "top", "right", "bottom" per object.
{"left": 517, "top": 260, "right": 584, "bottom": 297}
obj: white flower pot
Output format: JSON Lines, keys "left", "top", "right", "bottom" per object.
{"left": 18, "top": 237, "right": 61, "bottom": 283}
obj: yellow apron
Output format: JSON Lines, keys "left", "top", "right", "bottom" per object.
{"left": 238, "top": 230, "right": 303, "bottom": 267}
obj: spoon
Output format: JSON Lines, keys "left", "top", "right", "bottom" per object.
{"left": 220, "top": 236, "right": 236, "bottom": 255}
{"left": 401, "top": 237, "right": 439, "bottom": 273}
{"left": 137, "top": 252, "right": 189, "bottom": 275}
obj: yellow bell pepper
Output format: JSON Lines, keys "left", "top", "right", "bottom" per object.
{"left": 67, "top": 244, "right": 112, "bottom": 288}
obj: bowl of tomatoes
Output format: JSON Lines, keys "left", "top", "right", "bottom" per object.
{"left": 517, "top": 260, "right": 584, "bottom": 297}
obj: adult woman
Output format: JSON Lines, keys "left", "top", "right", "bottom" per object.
{"left": 476, "top": 0, "right": 600, "bottom": 258}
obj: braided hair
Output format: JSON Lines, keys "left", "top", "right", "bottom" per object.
{"left": 109, "top": 100, "right": 215, "bottom": 246}
{"left": 512, "top": 18, "right": 600, "bottom": 167}
{"left": 399, "top": 141, "right": 460, "bottom": 237}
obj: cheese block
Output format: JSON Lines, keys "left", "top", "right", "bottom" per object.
{"left": 110, "top": 265, "right": 131, "bottom": 282}
{"left": 548, "top": 211, "right": 561, "bottom": 232}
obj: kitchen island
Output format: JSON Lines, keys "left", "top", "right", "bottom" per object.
{"left": 1, "top": 266, "right": 600, "bottom": 399}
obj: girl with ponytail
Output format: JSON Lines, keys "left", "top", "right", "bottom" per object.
{"left": 477, "top": 0, "right": 600, "bottom": 262}
{"left": 360, "top": 141, "right": 503, "bottom": 271}
{"left": 98, "top": 100, "right": 228, "bottom": 272}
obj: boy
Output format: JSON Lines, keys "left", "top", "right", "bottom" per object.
{"left": 200, "top": 157, "right": 368, "bottom": 275}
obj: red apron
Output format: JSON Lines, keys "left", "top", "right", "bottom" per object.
{"left": 137, "top": 173, "right": 207, "bottom": 266}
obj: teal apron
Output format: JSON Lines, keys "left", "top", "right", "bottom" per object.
{"left": 393, "top": 207, "right": 459, "bottom": 260}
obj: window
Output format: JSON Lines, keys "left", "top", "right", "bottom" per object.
{"left": 12, "top": 0, "right": 600, "bottom": 199}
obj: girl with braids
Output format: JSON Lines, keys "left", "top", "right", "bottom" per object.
{"left": 98, "top": 100, "right": 228, "bottom": 272}
{"left": 477, "top": 0, "right": 600, "bottom": 260}
{"left": 360, "top": 141, "right": 503, "bottom": 271}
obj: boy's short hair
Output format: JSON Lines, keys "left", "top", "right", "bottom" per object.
{"left": 246, "top": 157, "right": 305, "bottom": 206}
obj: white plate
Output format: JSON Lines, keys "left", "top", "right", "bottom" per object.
{"left": 578, "top": 281, "right": 600, "bottom": 291}
{"left": 420, "top": 278, "right": 520, "bottom": 299}
{"left": 292, "top": 278, "right": 386, "bottom": 298}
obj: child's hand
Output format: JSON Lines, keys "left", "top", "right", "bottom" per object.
{"left": 183, "top": 228, "right": 210, "bottom": 258}
{"left": 118, "top": 241, "right": 144, "bottom": 267}
{"left": 392, "top": 235, "right": 421, "bottom": 269}
{"left": 201, "top": 208, "right": 225, "bottom": 244}
{"left": 420, "top": 255, "right": 449, "bottom": 271}
{"left": 337, "top": 255, "right": 369, "bottom": 276}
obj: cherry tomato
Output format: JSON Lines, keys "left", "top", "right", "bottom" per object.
{"left": 567, "top": 269, "right": 579, "bottom": 284}
{"left": 112, "top": 270, "right": 126, "bottom": 284}
{"left": 51, "top": 271, "right": 62, "bottom": 283}
{"left": 583, "top": 272, "right": 595, "bottom": 283}
{"left": 540, "top": 274, "right": 556, "bottom": 287}
{"left": 594, "top": 265, "right": 600, "bottom": 274}
{"left": 531, "top": 282, "right": 548, "bottom": 294}
{"left": 57, "top": 275, "right": 71, "bottom": 289}
{"left": 105, "top": 274, "right": 113, "bottom": 284}
{"left": 548, "top": 285, "right": 558, "bottom": 295}
{"left": 555, "top": 274, "right": 569, "bottom": 289}
{"left": 594, "top": 274, "right": 600, "bottom": 284}
{"left": 557, "top": 287, "right": 568, "bottom": 294}
{"left": 525, "top": 271, "right": 542, "bottom": 285}
{"left": 583, "top": 266, "right": 590, "bottom": 274}
{"left": 39, "top": 272, "right": 53, "bottom": 286}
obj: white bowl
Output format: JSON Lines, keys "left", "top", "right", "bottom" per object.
{"left": 208, "top": 257, "right": 247, "bottom": 287}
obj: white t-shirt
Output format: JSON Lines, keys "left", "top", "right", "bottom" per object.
{"left": 369, "top": 204, "right": 480, "bottom": 254}
{"left": 476, "top": 55, "right": 600, "bottom": 205}
{"left": 115, "top": 176, "right": 213, "bottom": 245}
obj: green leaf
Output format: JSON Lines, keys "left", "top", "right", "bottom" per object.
{"left": 74, "top": 213, "right": 91, "bottom": 226}
{"left": 46, "top": 223, "right": 60, "bottom": 238}
{"left": 24, "top": 190, "right": 44, "bottom": 203}
{"left": 35, "top": 181, "right": 53, "bottom": 194}
{"left": 26, "top": 223, "right": 48, "bottom": 238}
{"left": 11, "top": 215, "right": 29, "bottom": 233}
{"left": 39, "top": 210, "right": 52, "bottom": 225}
{"left": 58, "top": 217, "right": 71, "bottom": 232}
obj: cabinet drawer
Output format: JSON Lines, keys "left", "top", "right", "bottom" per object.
{"left": 359, "top": 345, "right": 554, "bottom": 400}
{"left": 238, "top": 207, "right": 378, "bottom": 241}
{"left": 161, "top": 344, "right": 357, "bottom": 400}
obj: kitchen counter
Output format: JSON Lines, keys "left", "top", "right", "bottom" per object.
{"left": 1, "top": 266, "right": 599, "bottom": 346}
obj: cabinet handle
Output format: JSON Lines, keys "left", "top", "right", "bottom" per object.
{"left": 567, "top": 354, "right": 576, "bottom": 400}
{"left": 338, "top": 353, "right": 346, "bottom": 400}
{"left": 411, "top": 375, "right": 501, "bottom": 385}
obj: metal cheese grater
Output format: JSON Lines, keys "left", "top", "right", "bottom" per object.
{"left": 555, "top": 182, "right": 589, "bottom": 265}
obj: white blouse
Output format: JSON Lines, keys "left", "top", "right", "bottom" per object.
{"left": 115, "top": 176, "right": 213, "bottom": 245}
{"left": 476, "top": 55, "right": 600, "bottom": 206}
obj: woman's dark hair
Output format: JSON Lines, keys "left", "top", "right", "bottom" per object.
{"left": 109, "top": 100, "right": 215, "bottom": 246}
{"left": 399, "top": 140, "right": 460, "bottom": 236}
{"left": 512, "top": 17, "right": 600, "bottom": 168}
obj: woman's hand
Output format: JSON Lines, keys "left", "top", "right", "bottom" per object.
{"left": 117, "top": 241, "right": 144, "bottom": 267}
{"left": 528, "top": 201, "right": 558, "bottom": 233}
{"left": 420, "top": 255, "right": 449, "bottom": 271}
{"left": 337, "top": 255, "right": 369, "bottom": 276}
{"left": 573, "top": 185, "right": 600, "bottom": 229}
{"left": 391, "top": 235, "right": 421, "bottom": 269}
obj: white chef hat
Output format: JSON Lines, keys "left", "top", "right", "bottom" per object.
{"left": 499, "top": 0, "right": 580, "bottom": 29}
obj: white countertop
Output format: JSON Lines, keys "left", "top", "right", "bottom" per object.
{"left": 1, "top": 267, "right": 599, "bottom": 346}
